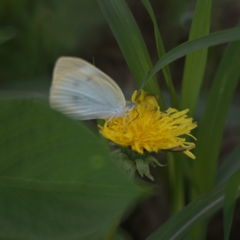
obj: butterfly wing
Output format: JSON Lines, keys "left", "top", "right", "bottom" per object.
{"left": 50, "top": 57, "right": 126, "bottom": 120}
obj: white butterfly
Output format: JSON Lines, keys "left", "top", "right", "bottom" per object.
{"left": 50, "top": 57, "right": 136, "bottom": 120}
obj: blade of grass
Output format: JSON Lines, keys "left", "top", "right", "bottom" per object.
{"left": 97, "top": 0, "right": 164, "bottom": 107}
{"left": 216, "top": 144, "right": 240, "bottom": 185}
{"left": 147, "top": 182, "right": 240, "bottom": 240}
{"left": 171, "top": 0, "right": 212, "bottom": 216}
{"left": 180, "top": 0, "right": 212, "bottom": 116}
{"left": 141, "top": 0, "right": 178, "bottom": 108}
{"left": 223, "top": 169, "right": 240, "bottom": 240}
{"left": 139, "top": 27, "right": 240, "bottom": 89}
{"left": 181, "top": 1, "right": 212, "bottom": 238}
{"left": 193, "top": 39, "right": 240, "bottom": 196}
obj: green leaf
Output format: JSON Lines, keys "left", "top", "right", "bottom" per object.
{"left": 141, "top": 27, "right": 240, "bottom": 87}
{"left": 216, "top": 143, "right": 240, "bottom": 185}
{"left": 180, "top": 1, "right": 212, "bottom": 237}
{"left": 141, "top": 0, "right": 178, "bottom": 108}
{"left": 193, "top": 40, "right": 240, "bottom": 195}
{"left": 223, "top": 169, "right": 240, "bottom": 240}
{"left": 181, "top": 0, "right": 212, "bottom": 116}
{"left": 0, "top": 98, "right": 144, "bottom": 239}
{"left": 146, "top": 182, "right": 240, "bottom": 240}
{"left": 97, "top": 0, "right": 164, "bottom": 107}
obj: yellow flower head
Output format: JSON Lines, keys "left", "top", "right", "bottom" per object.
{"left": 99, "top": 90, "right": 197, "bottom": 159}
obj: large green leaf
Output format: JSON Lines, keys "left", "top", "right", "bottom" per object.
{"left": 0, "top": 98, "right": 144, "bottom": 239}
{"left": 140, "top": 27, "right": 240, "bottom": 87}
{"left": 147, "top": 182, "right": 240, "bottom": 240}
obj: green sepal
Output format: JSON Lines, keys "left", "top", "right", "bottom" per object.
{"left": 145, "top": 155, "right": 167, "bottom": 167}
{"left": 112, "top": 147, "right": 166, "bottom": 181}
{"left": 135, "top": 159, "right": 154, "bottom": 181}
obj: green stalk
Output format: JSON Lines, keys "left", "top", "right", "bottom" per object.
{"left": 168, "top": 153, "right": 184, "bottom": 214}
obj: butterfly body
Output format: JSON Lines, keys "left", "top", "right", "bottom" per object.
{"left": 50, "top": 57, "right": 135, "bottom": 120}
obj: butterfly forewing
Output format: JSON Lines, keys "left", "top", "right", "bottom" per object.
{"left": 50, "top": 57, "right": 127, "bottom": 120}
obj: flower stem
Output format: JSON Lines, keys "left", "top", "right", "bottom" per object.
{"left": 168, "top": 153, "right": 185, "bottom": 214}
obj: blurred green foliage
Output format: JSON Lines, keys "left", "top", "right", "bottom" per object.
{"left": 0, "top": 0, "right": 105, "bottom": 90}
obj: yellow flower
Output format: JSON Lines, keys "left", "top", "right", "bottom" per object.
{"left": 99, "top": 90, "right": 197, "bottom": 159}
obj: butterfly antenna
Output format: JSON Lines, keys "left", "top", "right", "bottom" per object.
{"left": 129, "top": 109, "right": 139, "bottom": 125}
